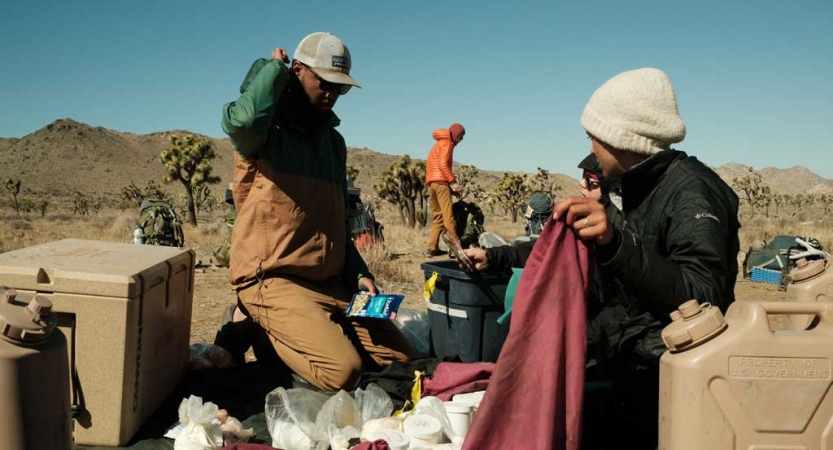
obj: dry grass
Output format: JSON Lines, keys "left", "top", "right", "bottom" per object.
{"left": 0, "top": 208, "right": 228, "bottom": 265}
{"left": 739, "top": 217, "right": 833, "bottom": 252}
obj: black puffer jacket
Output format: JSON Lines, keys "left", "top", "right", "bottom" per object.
{"left": 593, "top": 150, "right": 740, "bottom": 363}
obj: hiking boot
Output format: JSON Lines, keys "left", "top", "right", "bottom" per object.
{"left": 213, "top": 304, "right": 255, "bottom": 367}
{"left": 425, "top": 249, "right": 446, "bottom": 258}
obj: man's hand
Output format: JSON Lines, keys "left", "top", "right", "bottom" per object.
{"left": 553, "top": 196, "right": 613, "bottom": 245}
{"left": 271, "top": 47, "right": 289, "bottom": 63}
{"left": 358, "top": 277, "right": 378, "bottom": 295}
{"left": 461, "top": 248, "right": 489, "bottom": 271}
{"left": 451, "top": 182, "right": 462, "bottom": 194}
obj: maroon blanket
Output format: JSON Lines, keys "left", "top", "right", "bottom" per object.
{"left": 462, "top": 218, "right": 591, "bottom": 450}
{"left": 421, "top": 362, "right": 494, "bottom": 401}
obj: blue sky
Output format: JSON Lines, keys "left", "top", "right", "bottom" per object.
{"left": 1, "top": 0, "right": 831, "bottom": 178}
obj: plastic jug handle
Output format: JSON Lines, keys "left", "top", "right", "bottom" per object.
{"left": 758, "top": 302, "right": 833, "bottom": 331}
{"left": 759, "top": 302, "right": 833, "bottom": 316}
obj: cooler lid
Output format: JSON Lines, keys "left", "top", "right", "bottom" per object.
{"left": 661, "top": 300, "right": 727, "bottom": 352}
{"left": 0, "top": 239, "right": 193, "bottom": 299}
{"left": 0, "top": 287, "right": 56, "bottom": 345}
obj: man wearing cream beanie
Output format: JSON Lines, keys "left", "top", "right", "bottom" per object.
{"left": 554, "top": 68, "right": 740, "bottom": 449}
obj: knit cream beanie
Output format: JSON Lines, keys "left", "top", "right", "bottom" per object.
{"left": 581, "top": 68, "right": 686, "bottom": 155}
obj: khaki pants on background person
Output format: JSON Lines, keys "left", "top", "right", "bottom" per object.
{"left": 237, "top": 276, "right": 413, "bottom": 391}
{"left": 427, "top": 182, "right": 458, "bottom": 251}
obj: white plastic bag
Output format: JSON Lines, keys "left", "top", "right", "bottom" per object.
{"left": 414, "top": 396, "right": 457, "bottom": 443}
{"left": 478, "top": 232, "right": 507, "bottom": 248}
{"left": 394, "top": 308, "right": 431, "bottom": 359}
{"left": 174, "top": 396, "right": 223, "bottom": 450}
{"left": 265, "top": 387, "right": 330, "bottom": 450}
{"left": 217, "top": 410, "right": 254, "bottom": 444}
{"left": 356, "top": 383, "right": 394, "bottom": 423}
{"left": 265, "top": 384, "right": 394, "bottom": 450}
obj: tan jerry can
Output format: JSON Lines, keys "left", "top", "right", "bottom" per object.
{"left": 784, "top": 258, "right": 833, "bottom": 330}
{"left": 0, "top": 239, "right": 195, "bottom": 446}
{"left": 0, "top": 288, "right": 72, "bottom": 450}
{"left": 660, "top": 300, "right": 833, "bottom": 450}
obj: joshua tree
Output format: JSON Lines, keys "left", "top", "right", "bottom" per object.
{"left": 820, "top": 194, "right": 833, "bottom": 215}
{"left": 3, "top": 178, "right": 21, "bottom": 214}
{"left": 347, "top": 164, "right": 360, "bottom": 181}
{"left": 529, "top": 167, "right": 562, "bottom": 199}
{"left": 494, "top": 173, "right": 530, "bottom": 222}
{"left": 374, "top": 155, "right": 427, "bottom": 227}
{"left": 455, "top": 165, "right": 490, "bottom": 204}
{"left": 732, "top": 167, "right": 773, "bottom": 216}
{"left": 160, "top": 134, "right": 221, "bottom": 226}
{"left": 119, "top": 180, "right": 172, "bottom": 210}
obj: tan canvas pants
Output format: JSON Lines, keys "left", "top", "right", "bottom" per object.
{"left": 427, "top": 182, "right": 459, "bottom": 251}
{"left": 237, "top": 276, "right": 412, "bottom": 391}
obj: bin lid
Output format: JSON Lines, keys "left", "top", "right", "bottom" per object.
{"left": 0, "top": 239, "right": 193, "bottom": 298}
{"left": 0, "top": 287, "right": 56, "bottom": 345}
{"left": 420, "top": 260, "right": 509, "bottom": 281}
{"left": 661, "top": 300, "right": 727, "bottom": 352}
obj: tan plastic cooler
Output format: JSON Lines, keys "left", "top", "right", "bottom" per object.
{"left": 0, "top": 239, "right": 195, "bottom": 446}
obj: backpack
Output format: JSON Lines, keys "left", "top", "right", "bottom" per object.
{"left": 138, "top": 200, "right": 185, "bottom": 247}
{"left": 452, "top": 200, "right": 485, "bottom": 248}
{"left": 523, "top": 192, "right": 554, "bottom": 238}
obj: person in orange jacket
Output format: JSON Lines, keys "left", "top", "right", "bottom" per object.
{"left": 425, "top": 123, "right": 465, "bottom": 256}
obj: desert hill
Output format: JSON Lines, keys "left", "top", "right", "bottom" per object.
{"left": 1, "top": 119, "right": 829, "bottom": 205}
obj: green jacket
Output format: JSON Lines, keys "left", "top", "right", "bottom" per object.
{"left": 221, "top": 58, "right": 371, "bottom": 286}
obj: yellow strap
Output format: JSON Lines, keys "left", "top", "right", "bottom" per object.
{"left": 411, "top": 370, "right": 424, "bottom": 405}
{"left": 392, "top": 370, "right": 426, "bottom": 417}
{"left": 423, "top": 271, "right": 439, "bottom": 302}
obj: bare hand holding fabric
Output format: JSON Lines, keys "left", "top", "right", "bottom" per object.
{"left": 553, "top": 196, "right": 613, "bottom": 245}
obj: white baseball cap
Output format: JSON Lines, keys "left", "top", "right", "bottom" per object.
{"left": 293, "top": 32, "right": 360, "bottom": 89}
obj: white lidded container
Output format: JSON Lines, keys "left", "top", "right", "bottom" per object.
{"left": 403, "top": 414, "right": 443, "bottom": 448}
{"left": 443, "top": 401, "right": 472, "bottom": 439}
{"left": 369, "top": 429, "right": 410, "bottom": 450}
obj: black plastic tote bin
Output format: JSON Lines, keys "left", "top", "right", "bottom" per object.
{"left": 421, "top": 260, "right": 510, "bottom": 363}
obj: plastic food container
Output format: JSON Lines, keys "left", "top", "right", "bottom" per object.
{"left": 443, "top": 401, "right": 472, "bottom": 438}
{"left": 403, "top": 414, "right": 443, "bottom": 448}
{"left": 369, "top": 429, "right": 410, "bottom": 450}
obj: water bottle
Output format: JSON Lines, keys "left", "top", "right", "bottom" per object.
{"left": 133, "top": 225, "right": 145, "bottom": 244}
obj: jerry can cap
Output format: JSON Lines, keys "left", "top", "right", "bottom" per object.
{"left": 790, "top": 258, "right": 826, "bottom": 283}
{"left": 661, "top": 300, "right": 727, "bottom": 352}
{"left": 0, "top": 287, "right": 56, "bottom": 345}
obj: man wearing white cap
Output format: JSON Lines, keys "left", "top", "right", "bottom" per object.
{"left": 554, "top": 68, "right": 740, "bottom": 448}
{"left": 219, "top": 32, "right": 412, "bottom": 391}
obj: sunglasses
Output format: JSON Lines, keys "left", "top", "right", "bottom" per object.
{"left": 583, "top": 172, "right": 601, "bottom": 189}
{"left": 301, "top": 63, "right": 351, "bottom": 95}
